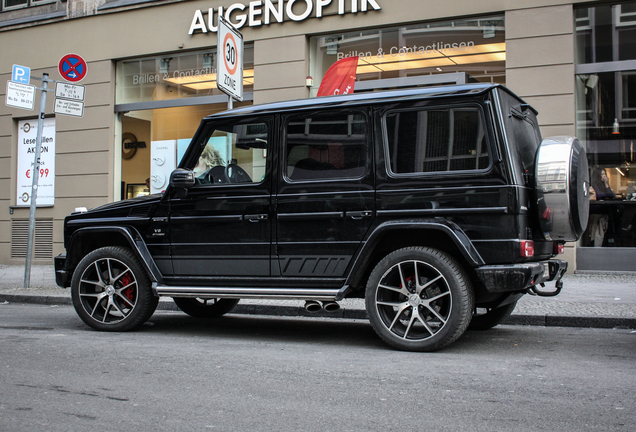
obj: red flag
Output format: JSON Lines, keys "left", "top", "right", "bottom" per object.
{"left": 317, "top": 56, "right": 359, "bottom": 97}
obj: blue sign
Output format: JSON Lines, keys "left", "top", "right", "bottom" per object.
{"left": 12, "top": 65, "right": 31, "bottom": 84}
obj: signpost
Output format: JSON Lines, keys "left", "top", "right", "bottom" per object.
{"left": 5, "top": 54, "right": 88, "bottom": 287}
{"left": 217, "top": 16, "right": 243, "bottom": 109}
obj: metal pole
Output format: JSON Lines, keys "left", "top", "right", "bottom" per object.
{"left": 228, "top": 95, "right": 233, "bottom": 110}
{"left": 23, "top": 73, "right": 48, "bottom": 288}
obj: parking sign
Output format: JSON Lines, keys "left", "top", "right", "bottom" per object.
{"left": 12, "top": 65, "right": 31, "bottom": 84}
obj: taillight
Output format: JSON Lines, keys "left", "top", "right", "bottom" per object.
{"left": 520, "top": 240, "right": 535, "bottom": 257}
{"left": 554, "top": 243, "right": 565, "bottom": 254}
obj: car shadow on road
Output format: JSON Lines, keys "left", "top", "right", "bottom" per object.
{"left": 141, "top": 310, "right": 566, "bottom": 354}
{"left": 144, "top": 310, "right": 388, "bottom": 350}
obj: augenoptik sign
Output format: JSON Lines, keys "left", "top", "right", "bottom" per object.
{"left": 189, "top": 0, "right": 381, "bottom": 34}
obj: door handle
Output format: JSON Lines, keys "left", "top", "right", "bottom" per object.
{"left": 245, "top": 214, "right": 268, "bottom": 222}
{"left": 347, "top": 210, "right": 373, "bottom": 220}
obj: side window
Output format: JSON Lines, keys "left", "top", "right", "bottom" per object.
{"left": 285, "top": 111, "right": 367, "bottom": 181}
{"left": 193, "top": 121, "right": 268, "bottom": 185}
{"left": 385, "top": 107, "right": 490, "bottom": 175}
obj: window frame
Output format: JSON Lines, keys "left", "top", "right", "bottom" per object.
{"left": 282, "top": 108, "right": 370, "bottom": 183}
{"left": 187, "top": 116, "right": 272, "bottom": 189}
{"left": 1, "top": 0, "right": 55, "bottom": 11}
{"left": 382, "top": 103, "right": 493, "bottom": 178}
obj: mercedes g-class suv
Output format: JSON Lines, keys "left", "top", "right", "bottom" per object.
{"left": 55, "top": 83, "right": 589, "bottom": 352}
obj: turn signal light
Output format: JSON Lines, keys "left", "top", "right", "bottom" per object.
{"left": 520, "top": 240, "right": 535, "bottom": 257}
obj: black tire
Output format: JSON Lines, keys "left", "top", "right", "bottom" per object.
{"left": 365, "top": 247, "right": 474, "bottom": 352}
{"left": 71, "top": 246, "right": 158, "bottom": 331}
{"left": 173, "top": 298, "right": 240, "bottom": 318}
{"left": 468, "top": 301, "right": 517, "bottom": 331}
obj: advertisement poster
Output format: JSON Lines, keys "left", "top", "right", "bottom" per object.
{"left": 16, "top": 118, "right": 56, "bottom": 206}
{"left": 150, "top": 140, "right": 177, "bottom": 194}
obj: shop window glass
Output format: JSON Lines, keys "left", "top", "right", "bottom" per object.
{"left": 119, "top": 103, "right": 252, "bottom": 199}
{"left": 285, "top": 112, "right": 367, "bottom": 181}
{"left": 623, "top": 72, "right": 636, "bottom": 119}
{"left": 309, "top": 15, "right": 505, "bottom": 93}
{"left": 116, "top": 47, "right": 254, "bottom": 104}
{"left": 4, "top": 0, "right": 27, "bottom": 8}
{"left": 385, "top": 108, "right": 489, "bottom": 175}
{"left": 575, "top": 1, "right": 636, "bottom": 248}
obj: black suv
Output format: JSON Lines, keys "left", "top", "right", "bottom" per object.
{"left": 55, "top": 84, "right": 589, "bottom": 351}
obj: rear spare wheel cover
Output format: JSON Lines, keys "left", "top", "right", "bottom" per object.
{"left": 535, "top": 136, "right": 589, "bottom": 242}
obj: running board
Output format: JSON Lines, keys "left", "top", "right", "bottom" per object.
{"left": 153, "top": 284, "right": 350, "bottom": 301}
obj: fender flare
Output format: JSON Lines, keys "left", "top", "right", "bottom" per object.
{"left": 345, "top": 218, "right": 485, "bottom": 287}
{"left": 66, "top": 226, "right": 164, "bottom": 284}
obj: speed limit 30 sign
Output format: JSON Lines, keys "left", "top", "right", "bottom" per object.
{"left": 217, "top": 16, "right": 243, "bottom": 101}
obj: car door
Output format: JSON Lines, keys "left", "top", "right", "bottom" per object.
{"left": 275, "top": 108, "right": 374, "bottom": 280}
{"left": 168, "top": 116, "right": 272, "bottom": 277}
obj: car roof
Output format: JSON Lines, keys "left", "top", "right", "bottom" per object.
{"left": 205, "top": 83, "right": 502, "bottom": 120}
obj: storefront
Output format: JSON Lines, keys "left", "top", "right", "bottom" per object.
{"left": 1, "top": 0, "right": 632, "bottom": 271}
{"left": 575, "top": 1, "right": 636, "bottom": 270}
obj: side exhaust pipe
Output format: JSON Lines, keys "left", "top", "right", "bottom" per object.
{"left": 304, "top": 300, "right": 322, "bottom": 313}
{"left": 304, "top": 300, "right": 341, "bottom": 313}
{"left": 321, "top": 301, "right": 340, "bottom": 313}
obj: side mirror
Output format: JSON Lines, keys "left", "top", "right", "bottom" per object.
{"left": 169, "top": 168, "right": 195, "bottom": 198}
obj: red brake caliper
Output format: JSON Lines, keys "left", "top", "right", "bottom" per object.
{"left": 120, "top": 273, "right": 134, "bottom": 302}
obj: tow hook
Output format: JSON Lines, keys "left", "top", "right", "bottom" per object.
{"left": 529, "top": 279, "right": 563, "bottom": 297}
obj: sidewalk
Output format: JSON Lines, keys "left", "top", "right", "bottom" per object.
{"left": 1, "top": 265, "right": 635, "bottom": 329}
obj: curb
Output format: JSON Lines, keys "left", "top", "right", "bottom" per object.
{"left": 2, "top": 293, "right": 635, "bottom": 330}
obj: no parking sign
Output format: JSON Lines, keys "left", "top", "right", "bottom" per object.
{"left": 58, "top": 54, "right": 87, "bottom": 82}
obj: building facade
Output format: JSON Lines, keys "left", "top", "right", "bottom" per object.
{"left": 1, "top": 0, "right": 635, "bottom": 271}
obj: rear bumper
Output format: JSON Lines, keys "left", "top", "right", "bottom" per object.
{"left": 475, "top": 259, "right": 567, "bottom": 293}
{"left": 54, "top": 253, "right": 70, "bottom": 288}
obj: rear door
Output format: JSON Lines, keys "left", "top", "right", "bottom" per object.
{"left": 275, "top": 108, "right": 374, "bottom": 280}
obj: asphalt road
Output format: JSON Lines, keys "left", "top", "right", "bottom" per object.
{"left": 1, "top": 303, "right": 635, "bottom": 432}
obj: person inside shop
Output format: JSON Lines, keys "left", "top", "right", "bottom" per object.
{"left": 588, "top": 167, "right": 623, "bottom": 246}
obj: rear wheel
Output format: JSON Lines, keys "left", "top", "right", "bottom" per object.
{"left": 365, "top": 247, "right": 474, "bottom": 352}
{"left": 469, "top": 301, "right": 517, "bottom": 331}
{"left": 173, "top": 298, "right": 240, "bottom": 318}
{"left": 71, "top": 246, "right": 158, "bottom": 331}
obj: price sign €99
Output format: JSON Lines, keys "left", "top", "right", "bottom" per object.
{"left": 217, "top": 17, "right": 243, "bottom": 101}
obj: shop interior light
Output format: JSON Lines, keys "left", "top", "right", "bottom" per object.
{"left": 163, "top": 69, "right": 255, "bottom": 90}
{"left": 616, "top": 167, "right": 625, "bottom": 176}
{"left": 355, "top": 42, "right": 506, "bottom": 74}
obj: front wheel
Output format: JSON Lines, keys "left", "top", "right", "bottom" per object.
{"left": 173, "top": 298, "right": 240, "bottom": 318}
{"left": 71, "top": 246, "right": 158, "bottom": 331}
{"left": 365, "top": 247, "right": 474, "bottom": 352}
